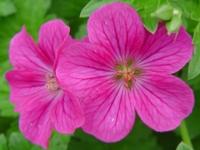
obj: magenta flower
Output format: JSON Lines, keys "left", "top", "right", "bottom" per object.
{"left": 56, "top": 2, "right": 194, "bottom": 142}
{"left": 5, "top": 20, "right": 84, "bottom": 148}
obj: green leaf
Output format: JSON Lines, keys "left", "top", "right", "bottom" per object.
{"left": 0, "top": 61, "right": 17, "bottom": 117}
{"left": 80, "top": 0, "right": 161, "bottom": 33}
{"left": 0, "top": 134, "right": 8, "bottom": 150}
{"left": 170, "top": 0, "right": 200, "bottom": 22}
{"left": 131, "top": 0, "right": 161, "bottom": 33}
{"left": 186, "top": 101, "right": 200, "bottom": 139}
{"left": 48, "top": 132, "right": 71, "bottom": 150}
{"left": 48, "top": 0, "right": 89, "bottom": 36}
{"left": 74, "top": 21, "right": 87, "bottom": 39}
{"left": 0, "top": 0, "right": 16, "bottom": 17}
{"left": 151, "top": 4, "right": 173, "bottom": 21}
{"left": 6, "top": 131, "right": 70, "bottom": 150}
{"left": 0, "top": 0, "right": 52, "bottom": 62}
{"left": 176, "top": 142, "right": 193, "bottom": 150}
{"left": 9, "top": 132, "right": 31, "bottom": 150}
{"left": 68, "top": 120, "right": 161, "bottom": 150}
{"left": 80, "top": 0, "right": 117, "bottom": 18}
{"left": 49, "top": 0, "right": 89, "bottom": 19}
{"left": 13, "top": 0, "right": 52, "bottom": 38}
{"left": 166, "top": 9, "right": 182, "bottom": 34}
{"left": 188, "top": 22, "right": 200, "bottom": 80}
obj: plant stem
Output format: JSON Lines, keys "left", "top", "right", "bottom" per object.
{"left": 180, "top": 121, "right": 193, "bottom": 149}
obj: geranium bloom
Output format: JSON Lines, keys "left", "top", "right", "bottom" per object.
{"left": 5, "top": 20, "right": 84, "bottom": 148}
{"left": 56, "top": 2, "right": 194, "bottom": 142}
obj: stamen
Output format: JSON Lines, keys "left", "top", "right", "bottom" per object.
{"left": 45, "top": 74, "right": 59, "bottom": 91}
{"left": 115, "top": 60, "right": 141, "bottom": 89}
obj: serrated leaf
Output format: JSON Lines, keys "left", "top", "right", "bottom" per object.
{"left": 0, "top": 0, "right": 16, "bottom": 17}
{"left": 188, "top": 23, "right": 200, "bottom": 80}
{"left": 9, "top": 132, "right": 31, "bottom": 150}
{"left": 176, "top": 142, "right": 193, "bottom": 150}
{"left": 0, "top": 134, "right": 8, "bottom": 150}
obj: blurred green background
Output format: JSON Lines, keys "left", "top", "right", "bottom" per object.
{"left": 0, "top": 0, "right": 200, "bottom": 149}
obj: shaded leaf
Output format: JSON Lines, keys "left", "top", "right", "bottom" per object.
{"left": 0, "top": 0, "right": 16, "bottom": 17}
{"left": 170, "top": 0, "right": 200, "bottom": 22}
{"left": 9, "top": 132, "right": 31, "bottom": 150}
{"left": 131, "top": 0, "right": 162, "bottom": 33}
{"left": 166, "top": 9, "right": 182, "bottom": 33}
{"left": 49, "top": 0, "right": 88, "bottom": 19}
{"left": 68, "top": 120, "right": 161, "bottom": 150}
{"left": 188, "top": 22, "right": 200, "bottom": 80}
{"left": 176, "top": 142, "right": 193, "bottom": 150}
{"left": 0, "top": 61, "right": 17, "bottom": 117}
{"left": 48, "top": 132, "right": 71, "bottom": 150}
{"left": 0, "top": 134, "right": 8, "bottom": 150}
{"left": 151, "top": 4, "right": 173, "bottom": 21}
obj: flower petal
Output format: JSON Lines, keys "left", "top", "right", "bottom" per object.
{"left": 50, "top": 92, "right": 84, "bottom": 134}
{"left": 38, "top": 19, "right": 71, "bottom": 66}
{"left": 5, "top": 70, "right": 52, "bottom": 112}
{"left": 137, "top": 23, "right": 193, "bottom": 74}
{"left": 9, "top": 27, "right": 50, "bottom": 72}
{"left": 6, "top": 70, "right": 83, "bottom": 148}
{"left": 56, "top": 42, "right": 116, "bottom": 98}
{"left": 88, "top": 2, "right": 144, "bottom": 58}
{"left": 82, "top": 85, "right": 135, "bottom": 142}
{"left": 134, "top": 74, "right": 194, "bottom": 131}
{"left": 56, "top": 43, "right": 135, "bottom": 142}
{"left": 19, "top": 102, "right": 52, "bottom": 149}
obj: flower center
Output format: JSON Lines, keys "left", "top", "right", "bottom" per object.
{"left": 115, "top": 60, "right": 141, "bottom": 89}
{"left": 45, "top": 74, "right": 59, "bottom": 91}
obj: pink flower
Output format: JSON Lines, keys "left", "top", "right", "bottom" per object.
{"left": 5, "top": 20, "right": 84, "bottom": 148}
{"left": 56, "top": 2, "right": 194, "bottom": 142}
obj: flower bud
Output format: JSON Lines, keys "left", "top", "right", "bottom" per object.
{"left": 151, "top": 4, "right": 173, "bottom": 20}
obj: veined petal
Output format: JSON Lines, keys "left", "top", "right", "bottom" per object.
{"left": 56, "top": 42, "right": 116, "bottom": 99}
{"left": 134, "top": 74, "right": 194, "bottom": 131}
{"left": 50, "top": 92, "right": 84, "bottom": 134}
{"left": 19, "top": 102, "right": 52, "bottom": 149}
{"left": 137, "top": 23, "right": 193, "bottom": 74}
{"left": 5, "top": 70, "right": 53, "bottom": 112}
{"left": 9, "top": 27, "right": 50, "bottom": 72}
{"left": 6, "top": 70, "right": 84, "bottom": 148}
{"left": 82, "top": 85, "right": 135, "bottom": 142}
{"left": 38, "top": 19, "right": 72, "bottom": 66}
{"left": 88, "top": 2, "right": 144, "bottom": 59}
